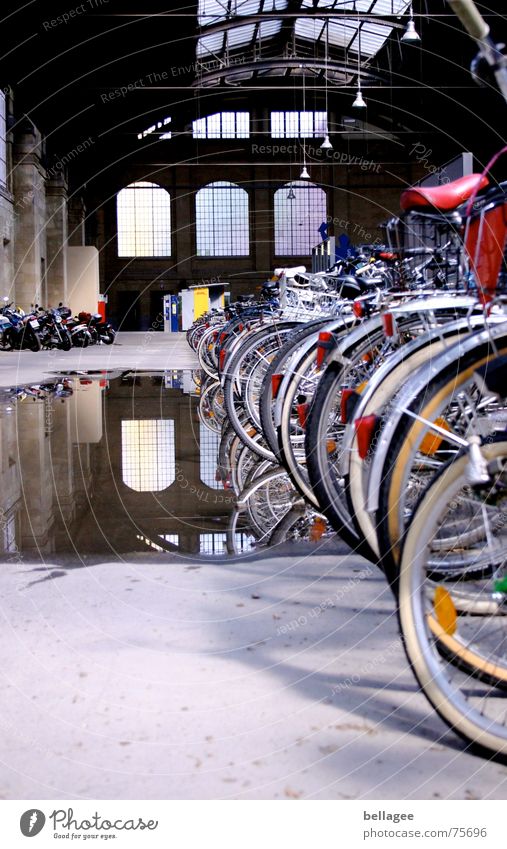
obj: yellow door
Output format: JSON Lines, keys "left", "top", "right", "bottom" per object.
{"left": 193, "top": 287, "right": 210, "bottom": 320}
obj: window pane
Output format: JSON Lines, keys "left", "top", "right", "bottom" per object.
{"left": 270, "top": 111, "right": 328, "bottom": 139}
{"left": 117, "top": 181, "right": 171, "bottom": 257}
{"left": 207, "top": 113, "right": 221, "bottom": 139}
{"left": 121, "top": 420, "right": 175, "bottom": 492}
{"left": 271, "top": 111, "right": 284, "bottom": 139}
{"left": 299, "top": 111, "right": 313, "bottom": 138}
{"left": 196, "top": 181, "right": 250, "bottom": 257}
{"left": 192, "top": 111, "right": 250, "bottom": 139}
{"left": 286, "top": 111, "right": 299, "bottom": 137}
{"left": 199, "top": 423, "right": 222, "bottom": 489}
{"left": 193, "top": 117, "right": 207, "bottom": 139}
{"left": 274, "top": 181, "right": 327, "bottom": 256}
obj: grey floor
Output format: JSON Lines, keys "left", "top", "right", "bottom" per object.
{"left": 0, "top": 334, "right": 506, "bottom": 799}
{"left": 0, "top": 332, "right": 198, "bottom": 388}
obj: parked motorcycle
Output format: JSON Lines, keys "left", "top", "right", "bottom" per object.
{"left": 37, "top": 307, "right": 73, "bottom": 351}
{"left": 0, "top": 302, "right": 42, "bottom": 351}
{"left": 77, "top": 311, "right": 116, "bottom": 345}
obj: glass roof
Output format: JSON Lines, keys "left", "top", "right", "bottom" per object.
{"left": 196, "top": 0, "right": 411, "bottom": 74}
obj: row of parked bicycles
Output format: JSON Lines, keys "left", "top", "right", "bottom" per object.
{"left": 0, "top": 299, "right": 116, "bottom": 351}
{"left": 187, "top": 0, "right": 507, "bottom": 759}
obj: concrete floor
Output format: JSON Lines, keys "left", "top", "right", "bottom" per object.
{"left": 0, "top": 332, "right": 198, "bottom": 387}
{"left": 1, "top": 550, "right": 506, "bottom": 800}
{"left": 1, "top": 333, "right": 506, "bottom": 800}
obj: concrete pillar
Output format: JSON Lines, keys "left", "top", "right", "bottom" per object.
{"left": 17, "top": 403, "right": 55, "bottom": 552}
{"left": 12, "top": 120, "right": 47, "bottom": 310}
{"left": 0, "top": 89, "right": 15, "bottom": 302}
{"left": 173, "top": 168, "right": 193, "bottom": 278}
{"left": 45, "top": 171, "right": 68, "bottom": 307}
{"left": 68, "top": 196, "right": 86, "bottom": 246}
{"left": 49, "top": 400, "right": 76, "bottom": 540}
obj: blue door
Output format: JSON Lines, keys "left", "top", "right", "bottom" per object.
{"left": 170, "top": 295, "right": 179, "bottom": 332}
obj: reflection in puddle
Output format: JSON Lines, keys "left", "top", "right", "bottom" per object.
{"left": 0, "top": 370, "right": 339, "bottom": 560}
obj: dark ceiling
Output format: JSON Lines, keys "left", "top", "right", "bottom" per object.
{"left": 1, "top": 1, "right": 505, "bottom": 190}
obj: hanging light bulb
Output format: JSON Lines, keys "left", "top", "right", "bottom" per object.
{"left": 352, "top": 89, "right": 366, "bottom": 109}
{"left": 353, "top": 16, "right": 366, "bottom": 109}
{"left": 401, "top": 5, "right": 420, "bottom": 43}
{"left": 320, "top": 134, "right": 333, "bottom": 150}
{"left": 299, "top": 65, "right": 310, "bottom": 181}
{"left": 287, "top": 186, "right": 296, "bottom": 200}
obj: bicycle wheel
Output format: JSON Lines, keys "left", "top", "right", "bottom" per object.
{"left": 374, "top": 321, "right": 507, "bottom": 579}
{"left": 259, "top": 319, "right": 332, "bottom": 457}
{"left": 398, "top": 437, "right": 507, "bottom": 759}
{"left": 223, "top": 322, "right": 299, "bottom": 459}
{"left": 344, "top": 315, "right": 491, "bottom": 559}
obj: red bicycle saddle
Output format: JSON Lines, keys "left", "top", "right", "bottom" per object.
{"left": 400, "top": 173, "right": 489, "bottom": 212}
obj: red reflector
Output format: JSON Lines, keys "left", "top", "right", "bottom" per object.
{"left": 238, "top": 323, "right": 244, "bottom": 332}
{"left": 219, "top": 349, "right": 227, "bottom": 371}
{"left": 355, "top": 415, "right": 379, "bottom": 460}
{"left": 219, "top": 331, "right": 227, "bottom": 344}
{"left": 382, "top": 312, "right": 395, "bottom": 337}
{"left": 272, "top": 373, "right": 283, "bottom": 398}
{"left": 353, "top": 301, "right": 364, "bottom": 318}
{"left": 316, "top": 331, "right": 332, "bottom": 369}
{"left": 341, "top": 388, "right": 355, "bottom": 424}
{"left": 297, "top": 402, "right": 309, "bottom": 429}
{"left": 205, "top": 322, "right": 210, "bottom": 328}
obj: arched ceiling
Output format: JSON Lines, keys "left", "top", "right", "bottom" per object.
{"left": 0, "top": 1, "right": 503, "bottom": 188}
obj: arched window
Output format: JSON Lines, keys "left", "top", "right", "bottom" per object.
{"left": 117, "top": 181, "right": 171, "bottom": 257}
{"left": 121, "top": 419, "right": 175, "bottom": 492}
{"left": 195, "top": 181, "right": 250, "bottom": 256}
{"left": 274, "top": 181, "right": 327, "bottom": 256}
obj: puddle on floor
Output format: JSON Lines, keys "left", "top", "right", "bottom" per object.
{"left": 0, "top": 370, "right": 341, "bottom": 561}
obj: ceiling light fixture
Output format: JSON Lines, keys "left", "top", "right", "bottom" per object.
{"left": 401, "top": 4, "right": 421, "bottom": 43}
{"left": 300, "top": 64, "right": 310, "bottom": 179}
{"left": 353, "top": 13, "right": 366, "bottom": 109}
{"left": 321, "top": 21, "right": 333, "bottom": 151}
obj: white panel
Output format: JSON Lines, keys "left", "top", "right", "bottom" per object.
{"left": 227, "top": 24, "right": 256, "bottom": 48}
{"left": 198, "top": 0, "right": 229, "bottom": 25}
{"left": 259, "top": 20, "right": 282, "bottom": 39}
{"left": 197, "top": 32, "right": 225, "bottom": 57}
{"left": 295, "top": 18, "right": 324, "bottom": 41}
{"left": 349, "top": 22, "right": 393, "bottom": 56}
{"left": 328, "top": 20, "right": 358, "bottom": 48}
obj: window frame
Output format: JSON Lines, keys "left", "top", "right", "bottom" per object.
{"left": 193, "top": 111, "right": 250, "bottom": 140}
{"left": 116, "top": 181, "right": 172, "bottom": 258}
{"left": 270, "top": 110, "right": 328, "bottom": 139}
{"left": 274, "top": 180, "right": 327, "bottom": 258}
{"left": 195, "top": 180, "right": 250, "bottom": 258}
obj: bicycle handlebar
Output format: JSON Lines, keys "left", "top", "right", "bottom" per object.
{"left": 447, "top": 0, "right": 489, "bottom": 41}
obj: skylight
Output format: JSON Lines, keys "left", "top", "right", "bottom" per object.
{"left": 137, "top": 117, "right": 172, "bottom": 141}
{"left": 196, "top": 0, "right": 412, "bottom": 75}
